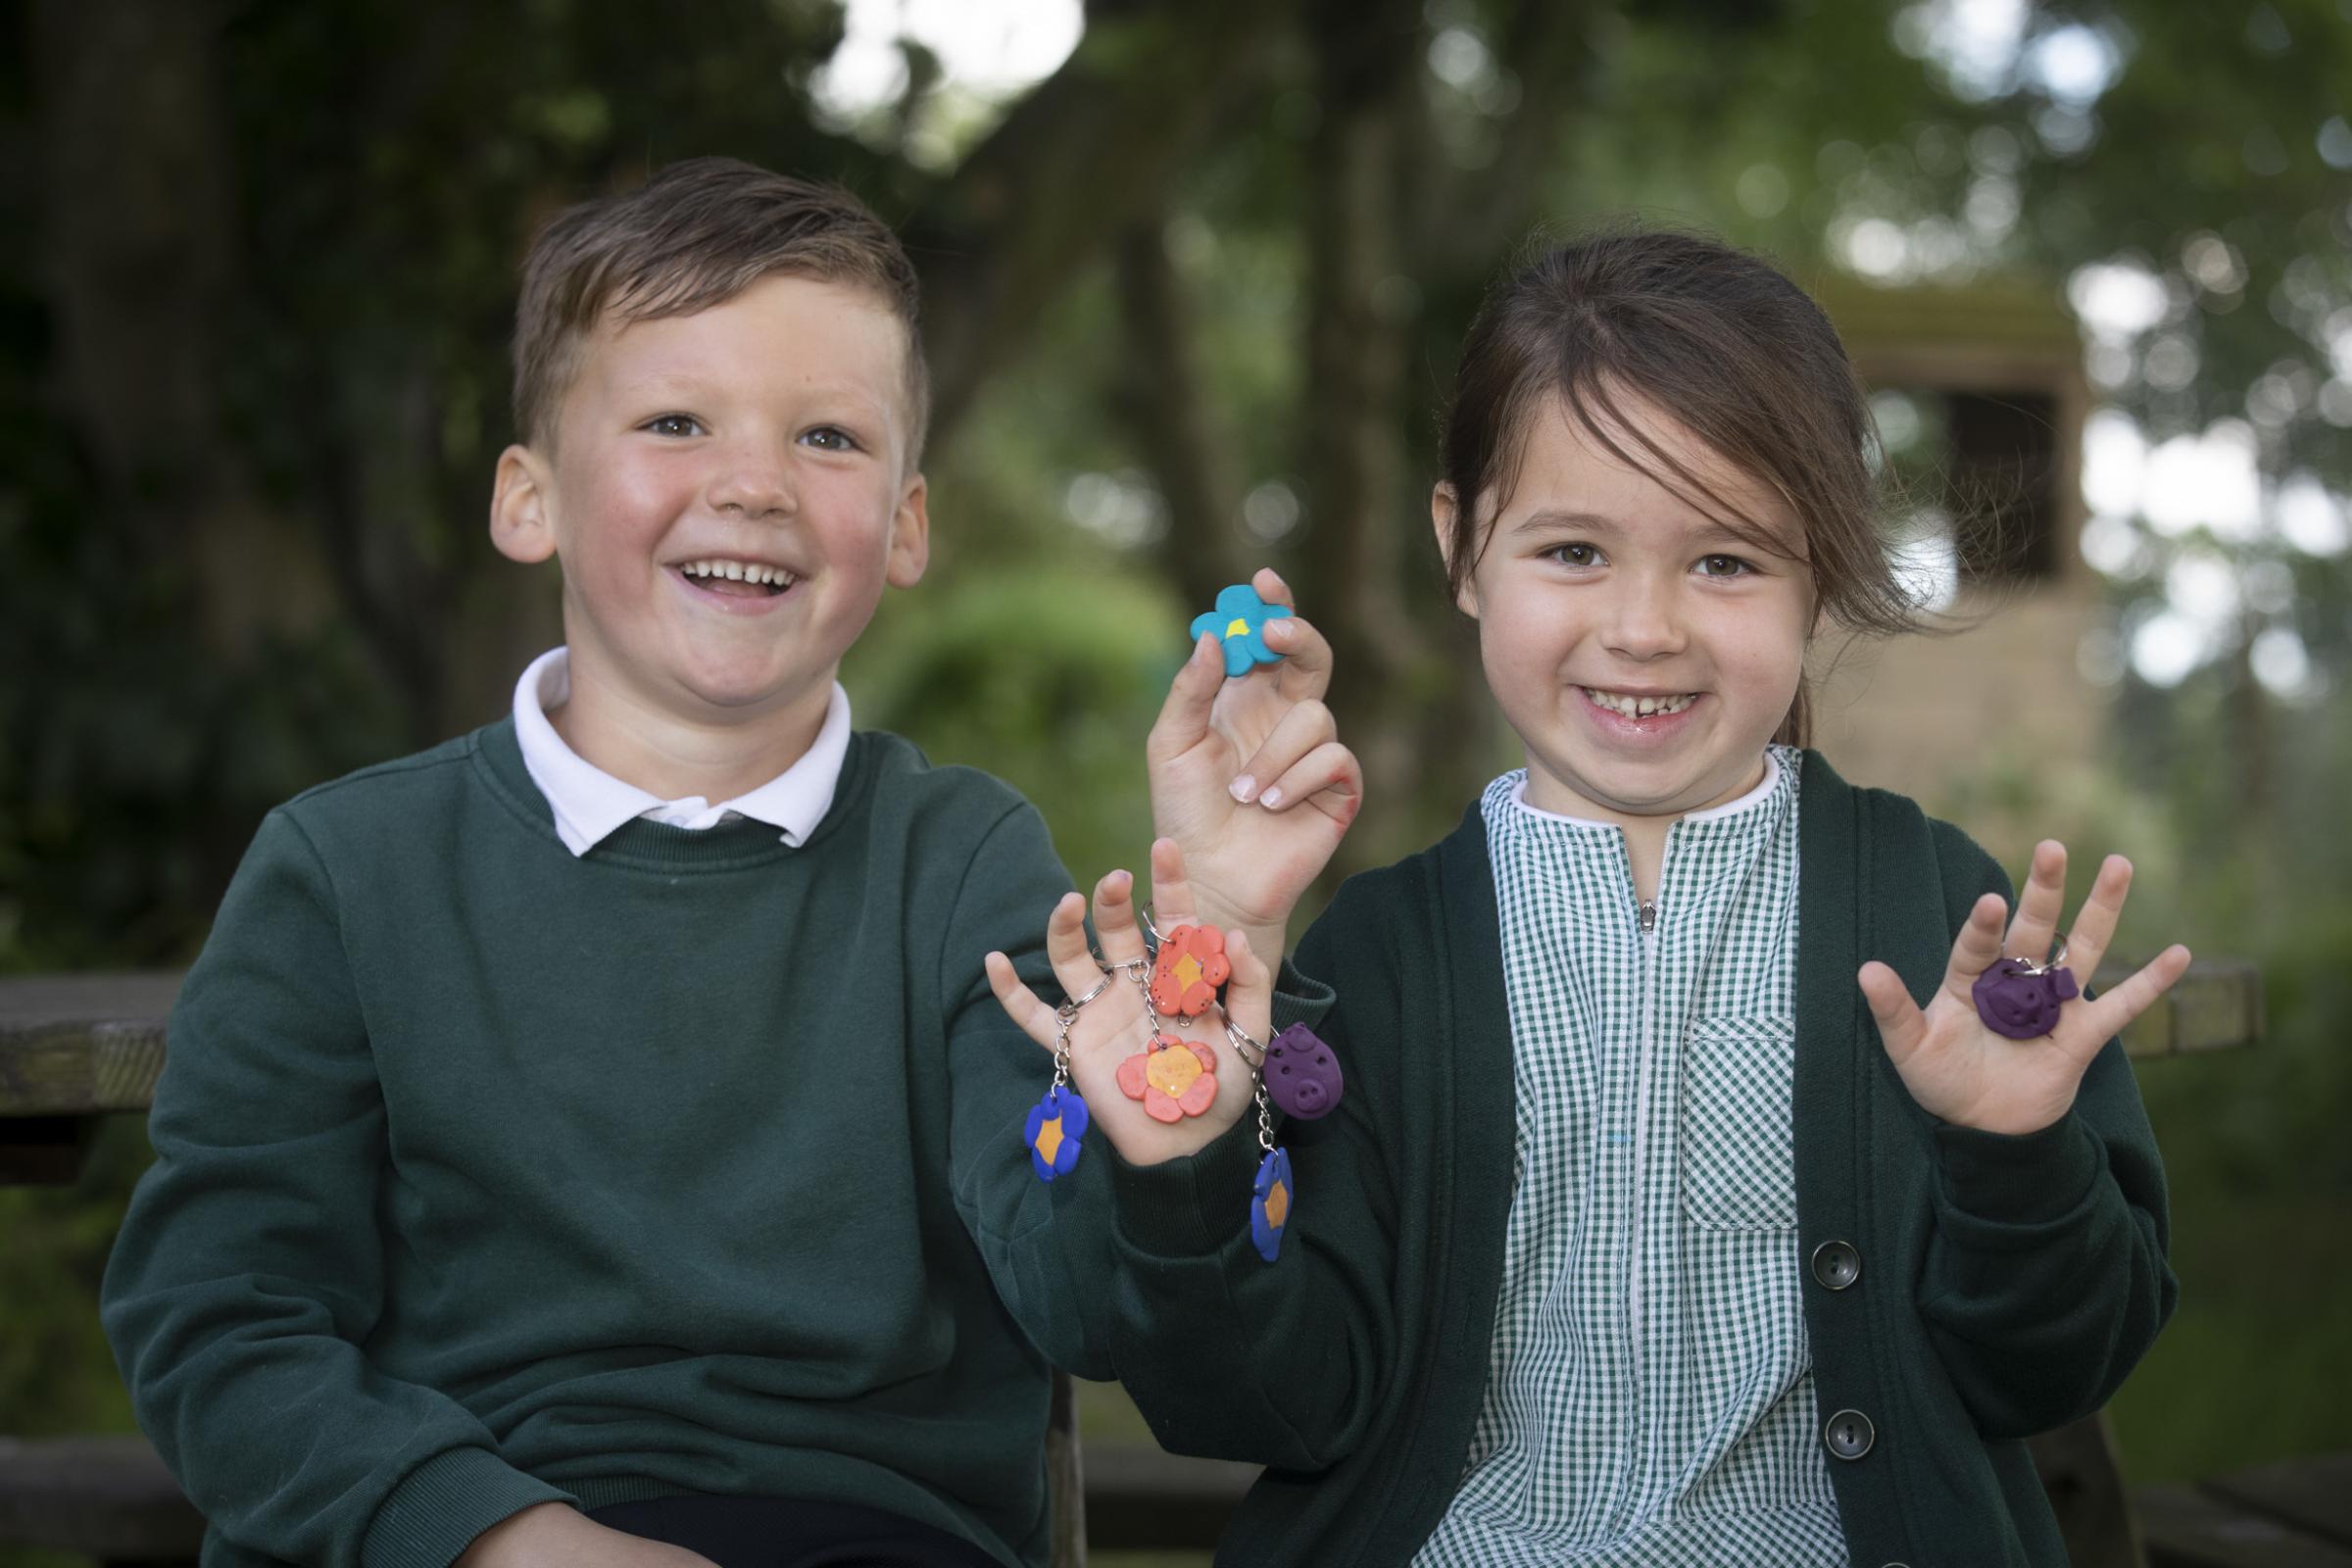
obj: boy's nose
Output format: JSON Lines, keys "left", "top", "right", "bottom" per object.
{"left": 708, "top": 462, "right": 795, "bottom": 520}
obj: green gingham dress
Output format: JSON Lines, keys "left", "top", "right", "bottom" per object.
{"left": 1414, "top": 746, "right": 1847, "bottom": 1567}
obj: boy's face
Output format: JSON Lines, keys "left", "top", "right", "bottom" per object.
{"left": 493, "top": 272, "right": 927, "bottom": 732}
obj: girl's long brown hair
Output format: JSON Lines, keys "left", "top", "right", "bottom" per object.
{"left": 1439, "top": 226, "right": 1923, "bottom": 746}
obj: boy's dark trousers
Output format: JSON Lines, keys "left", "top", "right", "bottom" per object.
{"left": 588, "top": 1494, "right": 1005, "bottom": 1568}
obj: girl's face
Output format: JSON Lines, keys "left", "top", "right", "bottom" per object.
{"left": 1440, "top": 392, "right": 1815, "bottom": 828}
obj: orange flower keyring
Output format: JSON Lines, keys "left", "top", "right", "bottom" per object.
{"left": 1150, "top": 924, "right": 1232, "bottom": 1017}
{"left": 1117, "top": 1033, "right": 1222, "bottom": 1123}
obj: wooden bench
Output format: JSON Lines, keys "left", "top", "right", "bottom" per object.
{"left": 0, "top": 963, "right": 2274, "bottom": 1566}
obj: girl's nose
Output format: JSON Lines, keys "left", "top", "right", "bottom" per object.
{"left": 1601, "top": 573, "right": 1688, "bottom": 661}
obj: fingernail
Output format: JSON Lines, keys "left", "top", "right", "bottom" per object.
{"left": 1259, "top": 785, "right": 1284, "bottom": 808}
{"left": 1229, "top": 774, "right": 1257, "bottom": 804}
{"left": 1264, "top": 620, "right": 1290, "bottom": 644}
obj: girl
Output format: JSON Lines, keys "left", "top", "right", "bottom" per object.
{"left": 990, "top": 229, "right": 2185, "bottom": 1567}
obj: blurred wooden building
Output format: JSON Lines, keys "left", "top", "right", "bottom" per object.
{"left": 1806, "top": 277, "right": 2102, "bottom": 821}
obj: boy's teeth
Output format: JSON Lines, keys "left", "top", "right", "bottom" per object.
{"left": 682, "top": 560, "right": 797, "bottom": 588}
{"left": 1585, "top": 688, "right": 1695, "bottom": 717}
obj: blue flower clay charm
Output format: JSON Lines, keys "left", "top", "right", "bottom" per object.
{"left": 1024, "top": 1086, "right": 1089, "bottom": 1182}
{"left": 1250, "top": 1147, "right": 1295, "bottom": 1262}
{"left": 1971, "top": 957, "right": 2080, "bottom": 1040}
{"left": 1264, "top": 1023, "right": 1344, "bottom": 1119}
{"left": 1191, "top": 583, "right": 1294, "bottom": 678}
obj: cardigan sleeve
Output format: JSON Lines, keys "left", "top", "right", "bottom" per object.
{"left": 1098, "top": 909, "right": 1401, "bottom": 1472}
{"left": 1914, "top": 820, "right": 2180, "bottom": 1439}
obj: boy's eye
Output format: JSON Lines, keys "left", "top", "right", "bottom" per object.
{"left": 802, "top": 426, "right": 860, "bottom": 453}
{"left": 1544, "top": 542, "right": 1604, "bottom": 568}
{"left": 643, "top": 414, "right": 705, "bottom": 438}
{"left": 1696, "top": 553, "right": 1756, "bottom": 578}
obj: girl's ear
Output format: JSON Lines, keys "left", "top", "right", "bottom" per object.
{"left": 1431, "top": 483, "right": 1480, "bottom": 618}
{"left": 490, "top": 445, "right": 558, "bottom": 564}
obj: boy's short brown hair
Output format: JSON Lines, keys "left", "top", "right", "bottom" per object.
{"left": 513, "top": 157, "right": 927, "bottom": 461}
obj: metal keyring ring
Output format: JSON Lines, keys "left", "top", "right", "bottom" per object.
{"left": 1222, "top": 1016, "right": 1267, "bottom": 1070}
{"left": 1057, "top": 973, "right": 1117, "bottom": 1019}
{"left": 2010, "top": 936, "right": 2070, "bottom": 976}
{"left": 1135, "top": 904, "right": 1165, "bottom": 949}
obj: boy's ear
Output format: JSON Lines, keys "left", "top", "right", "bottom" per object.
{"left": 1431, "top": 483, "right": 1479, "bottom": 618}
{"left": 490, "top": 444, "right": 558, "bottom": 564}
{"left": 885, "top": 472, "right": 930, "bottom": 589}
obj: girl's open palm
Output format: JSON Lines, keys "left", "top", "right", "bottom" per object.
{"left": 1858, "top": 841, "right": 2192, "bottom": 1136}
{"left": 986, "top": 839, "right": 1272, "bottom": 1167}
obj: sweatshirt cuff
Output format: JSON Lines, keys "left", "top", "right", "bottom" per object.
{"left": 1271, "top": 961, "right": 1336, "bottom": 1036}
{"left": 1107, "top": 1115, "right": 1267, "bottom": 1260}
{"left": 361, "top": 1446, "right": 572, "bottom": 1568}
{"left": 1934, "top": 1112, "right": 2103, "bottom": 1229}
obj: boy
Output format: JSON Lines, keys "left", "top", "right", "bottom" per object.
{"left": 100, "top": 159, "right": 1357, "bottom": 1568}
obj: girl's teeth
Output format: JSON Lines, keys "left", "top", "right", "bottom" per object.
{"left": 1587, "top": 688, "right": 1694, "bottom": 717}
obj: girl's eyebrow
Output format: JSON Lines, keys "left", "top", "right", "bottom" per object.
{"left": 1509, "top": 508, "right": 1623, "bottom": 536}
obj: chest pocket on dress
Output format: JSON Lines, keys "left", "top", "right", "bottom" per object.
{"left": 1678, "top": 1015, "right": 1798, "bottom": 1230}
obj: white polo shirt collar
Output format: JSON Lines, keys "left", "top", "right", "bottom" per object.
{"left": 511, "top": 646, "right": 851, "bottom": 857}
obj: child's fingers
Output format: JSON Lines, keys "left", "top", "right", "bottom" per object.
{"left": 2059, "top": 854, "right": 2134, "bottom": 980}
{"left": 1858, "top": 959, "right": 1929, "bottom": 1064}
{"left": 984, "top": 950, "right": 1062, "bottom": 1054}
{"left": 1043, "top": 889, "right": 1113, "bottom": 1000}
{"left": 1146, "top": 837, "right": 1197, "bottom": 928}
{"left": 1251, "top": 565, "right": 1293, "bottom": 610}
{"left": 2003, "top": 841, "right": 2068, "bottom": 964}
{"left": 1090, "top": 868, "right": 1152, "bottom": 974}
{"left": 1148, "top": 632, "right": 1226, "bottom": 767}
{"left": 1937, "top": 893, "right": 2011, "bottom": 1006}
{"left": 2077, "top": 943, "right": 2193, "bottom": 1055}
{"left": 1232, "top": 699, "right": 1335, "bottom": 806}
{"left": 1262, "top": 614, "right": 1332, "bottom": 704}
{"left": 1255, "top": 741, "right": 1361, "bottom": 820}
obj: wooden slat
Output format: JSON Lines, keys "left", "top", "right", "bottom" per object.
{"left": 0, "top": 1434, "right": 203, "bottom": 1561}
{"left": 0, "top": 971, "right": 181, "bottom": 1116}
{"left": 0, "top": 960, "right": 2265, "bottom": 1128}
{"left": 2140, "top": 1481, "right": 2352, "bottom": 1568}
{"left": 2204, "top": 1454, "right": 2352, "bottom": 1549}
{"left": 1080, "top": 1444, "right": 1255, "bottom": 1551}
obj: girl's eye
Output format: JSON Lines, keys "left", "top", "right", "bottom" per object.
{"left": 1545, "top": 542, "right": 1604, "bottom": 568}
{"left": 643, "top": 414, "right": 705, "bottom": 438}
{"left": 1696, "top": 553, "right": 1755, "bottom": 578}
{"left": 802, "top": 426, "right": 860, "bottom": 453}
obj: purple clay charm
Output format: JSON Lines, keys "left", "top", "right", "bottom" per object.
{"left": 1264, "top": 1023, "right": 1344, "bottom": 1119}
{"left": 1971, "top": 957, "right": 2081, "bottom": 1040}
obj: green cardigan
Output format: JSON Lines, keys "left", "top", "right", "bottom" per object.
{"left": 1105, "top": 751, "right": 2176, "bottom": 1567}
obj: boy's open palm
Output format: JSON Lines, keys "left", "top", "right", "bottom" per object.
{"left": 987, "top": 840, "right": 1272, "bottom": 1167}
{"left": 1858, "top": 841, "right": 2192, "bottom": 1137}
{"left": 1150, "top": 568, "right": 1361, "bottom": 963}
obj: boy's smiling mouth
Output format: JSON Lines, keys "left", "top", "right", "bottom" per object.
{"left": 1581, "top": 686, "right": 1698, "bottom": 719}
{"left": 675, "top": 558, "right": 800, "bottom": 598}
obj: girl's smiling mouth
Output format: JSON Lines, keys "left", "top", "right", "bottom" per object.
{"left": 1581, "top": 686, "right": 1699, "bottom": 719}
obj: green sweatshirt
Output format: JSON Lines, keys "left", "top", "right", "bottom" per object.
{"left": 101, "top": 719, "right": 1117, "bottom": 1568}
{"left": 1103, "top": 751, "right": 2177, "bottom": 1567}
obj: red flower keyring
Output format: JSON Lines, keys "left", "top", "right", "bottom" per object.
{"left": 1150, "top": 923, "right": 1231, "bottom": 1017}
{"left": 1116, "top": 1033, "right": 1221, "bottom": 1123}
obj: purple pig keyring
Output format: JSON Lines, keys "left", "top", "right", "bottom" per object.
{"left": 1971, "top": 936, "right": 2082, "bottom": 1041}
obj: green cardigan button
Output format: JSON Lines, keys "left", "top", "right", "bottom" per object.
{"left": 1811, "top": 1239, "right": 1861, "bottom": 1290}
{"left": 1824, "top": 1408, "right": 1876, "bottom": 1460}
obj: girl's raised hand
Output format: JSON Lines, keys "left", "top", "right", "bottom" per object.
{"left": 1149, "top": 567, "right": 1362, "bottom": 966}
{"left": 1858, "top": 841, "right": 2192, "bottom": 1137}
{"left": 985, "top": 838, "right": 1273, "bottom": 1167}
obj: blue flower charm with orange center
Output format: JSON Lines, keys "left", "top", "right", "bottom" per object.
{"left": 1250, "top": 1147, "right": 1295, "bottom": 1262}
{"left": 1024, "top": 1086, "right": 1089, "bottom": 1182}
{"left": 1191, "top": 583, "right": 1294, "bottom": 678}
